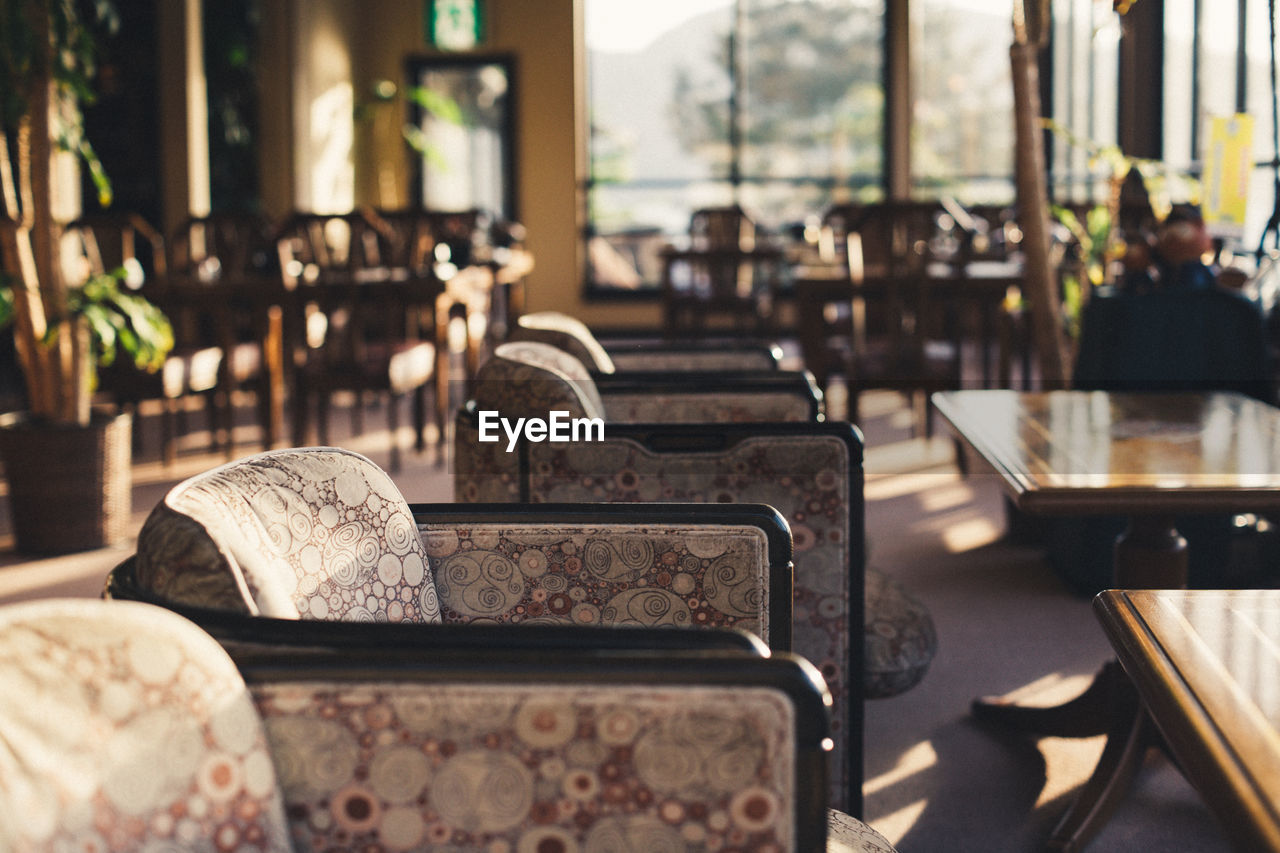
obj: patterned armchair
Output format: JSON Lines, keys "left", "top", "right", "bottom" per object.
{"left": 0, "top": 598, "right": 293, "bottom": 852}
{"left": 117, "top": 446, "right": 794, "bottom": 650}
{"left": 0, "top": 598, "right": 900, "bottom": 853}
{"left": 457, "top": 341, "right": 939, "bottom": 815}
{"left": 511, "top": 309, "right": 783, "bottom": 373}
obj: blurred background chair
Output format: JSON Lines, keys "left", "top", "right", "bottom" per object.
{"left": 168, "top": 211, "right": 282, "bottom": 454}
{"left": 811, "top": 201, "right": 964, "bottom": 435}
{"left": 660, "top": 204, "right": 784, "bottom": 336}
{"left": 275, "top": 211, "right": 436, "bottom": 472}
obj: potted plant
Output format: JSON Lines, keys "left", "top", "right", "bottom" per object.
{"left": 0, "top": 0, "right": 173, "bottom": 553}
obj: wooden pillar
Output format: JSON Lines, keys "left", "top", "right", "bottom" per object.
{"left": 158, "top": 0, "right": 211, "bottom": 233}
{"left": 884, "top": 0, "right": 911, "bottom": 200}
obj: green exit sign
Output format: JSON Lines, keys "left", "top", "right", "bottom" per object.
{"left": 427, "top": 0, "right": 483, "bottom": 51}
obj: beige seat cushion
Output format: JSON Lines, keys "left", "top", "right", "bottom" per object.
{"left": 135, "top": 447, "right": 441, "bottom": 623}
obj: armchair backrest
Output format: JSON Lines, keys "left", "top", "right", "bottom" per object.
{"left": 0, "top": 599, "right": 899, "bottom": 852}
{"left": 242, "top": 640, "right": 832, "bottom": 853}
{"left": 415, "top": 502, "right": 794, "bottom": 649}
{"left": 455, "top": 398, "right": 867, "bottom": 814}
{"left": 134, "top": 446, "right": 441, "bottom": 621}
{"left": 0, "top": 598, "right": 292, "bottom": 853}
{"left": 509, "top": 310, "right": 617, "bottom": 373}
{"left": 473, "top": 340, "right": 606, "bottom": 419}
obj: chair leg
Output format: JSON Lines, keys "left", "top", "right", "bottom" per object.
{"left": 162, "top": 397, "right": 178, "bottom": 466}
{"left": 292, "top": 382, "right": 310, "bottom": 448}
{"left": 317, "top": 390, "right": 330, "bottom": 447}
{"left": 387, "top": 393, "right": 401, "bottom": 473}
{"left": 413, "top": 384, "right": 427, "bottom": 453}
{"left": 352, "top": 391, "right": 364, "bottom": 437}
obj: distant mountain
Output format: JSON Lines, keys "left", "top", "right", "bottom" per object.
{"left": 590, "top": 9, "right": 730, "bottom": 181}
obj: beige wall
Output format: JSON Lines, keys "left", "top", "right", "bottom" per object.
{"left": 286, "top": 0, "right": 659, "bottom": 328}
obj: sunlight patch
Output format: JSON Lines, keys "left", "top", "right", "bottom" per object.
{"left": 940, "top": 517, "right": 1001, "bottom": 553}
{"left": 864, "top": 741, "right": 938, "bottom": 797}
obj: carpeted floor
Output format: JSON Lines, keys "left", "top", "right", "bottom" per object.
{"left": 0, "top": 385, "right": 1237, "bottom": 852}
{"left": 856, "top": 390, "right": 1230, "bottom": 852}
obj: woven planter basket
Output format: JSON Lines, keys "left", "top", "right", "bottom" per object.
{"left": 0, "top": 410, "right": 132, "bottom": 554}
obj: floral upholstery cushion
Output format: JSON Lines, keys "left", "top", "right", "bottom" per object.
{"left": 454, "top": 412, "right": 524, "bottom": 502}
{"left": 604, "top": 391, "right": 814, "bottom": 423}
{"left": 420, "top": 522, "right": 774, "bottom": 642}
{"left": 511, "top": 310, "right": 617, "bottom": 373}
{"left": 473, "top": 341, "right": 606, "bottom": 420}
{"left": 609, "top": 347, "right": 780, "bottom": 372}
{"left": 828, "top": 808, "right": 900, "bottom": 853}
{"left": 253, "top": 680, "right": 800, "bottom": 852}
{"left": 0, "top": 599, "right": 292, "bottom": 853}
{"left": 864, "top": 566, "right": 937, "bottom": 699}
{"left": 134, "top": 447, "right": 441, "bottom": 623}
{"left": 526, "top": 434, "right": 859, "bottom": 811}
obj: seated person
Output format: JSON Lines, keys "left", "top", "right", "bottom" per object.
{"left": 1049, "top": 207, "right": 1276, "bottom": 594}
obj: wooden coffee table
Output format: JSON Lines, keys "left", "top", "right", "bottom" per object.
{"left": 933, "top": 389, "right": 1280, "bottom": 850}
{"left": 1096, "top": 588, "right": 1280, "bottom": 853}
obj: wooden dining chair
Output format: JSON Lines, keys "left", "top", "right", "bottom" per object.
{"left": 275, "top": 211, "right": 436, "bottom": 472}
{"left": 660, "top": 204, "right": 783, "bottom": 335}
{"left": 168, "top": 212, "right": 281, "bottom": 454}
{"left": 818, "top": 201, "right": 962, "bottom": 434}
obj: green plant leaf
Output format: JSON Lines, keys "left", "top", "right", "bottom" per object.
{"left": 404, "top": 85, "right": 464, "bottom": 124}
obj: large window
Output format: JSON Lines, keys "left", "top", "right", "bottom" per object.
{"left": 1050, "top": 0, "right": 1121, "bottom": 203}
{"left": 585, "top": 0, "right": 884, "bottom": 293}
{"left": 909, "top": 0, "right": 1016, "bottom": 201}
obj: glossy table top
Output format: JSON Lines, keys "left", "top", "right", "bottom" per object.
{"left": 1095, "top": 588, "right": 1280, "bottom": 852}
{"left": 933, "top": 390, "right": 1280, "bottom": 515}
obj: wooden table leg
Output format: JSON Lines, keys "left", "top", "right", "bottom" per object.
{"left": 1113, "top": 515, "right": 1189, "bottom": 590}
{"left": 972, "top": 514, "right": 1189, "bottom": 849}
{"left": 971, "top": 660, "right": 1120, "bottom": 737}
{"left": 1048, "top": 682, "right": 1157, "bottom": 852}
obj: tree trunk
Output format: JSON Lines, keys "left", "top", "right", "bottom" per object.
{"left": 1010, "top": 38, "right": 1069, "bottom": 388}
{"left": 1, "top": 0, "right": 86, "bottom": 424}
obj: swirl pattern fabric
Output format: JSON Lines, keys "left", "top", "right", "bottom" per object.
{"left": 0, "top": 599, "right": 292, "bottom": 853}
{"left": 473, "top": 341, "right": 605, "bottom": 420}
{"left": 254, "top": 681, "right": 796, "bottom": 852}
{"left": 864, "top": 567, "right": 937, "bottom": 699}
{"left": 135, "top": 447, "right": 441, "bottom": 623}
{"left": 527, "top": 434, "right": 856, "bottom": 810}
{"left": 827, "top": 808, "right": 899, "bottom": 853}
{"left": 603, "top": 391, "right": 813, "bottom": 424}
{"left": 609, "top": 348, "right": 779, "bottom": 372}
{"left": 422, "top": 522, "right": 771, "bottom": 641}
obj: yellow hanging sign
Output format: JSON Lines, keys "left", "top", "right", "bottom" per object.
{"left": 1201, "top": 113, "right": 1255, "bottom": 239}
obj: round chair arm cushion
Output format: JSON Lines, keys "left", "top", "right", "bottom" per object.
{"left": 864, "top": 566, "right": 938, "bottom": 699}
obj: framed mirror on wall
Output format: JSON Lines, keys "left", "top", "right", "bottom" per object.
{"left": 405, "top": 54, "right": 517, "bottom": 220}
